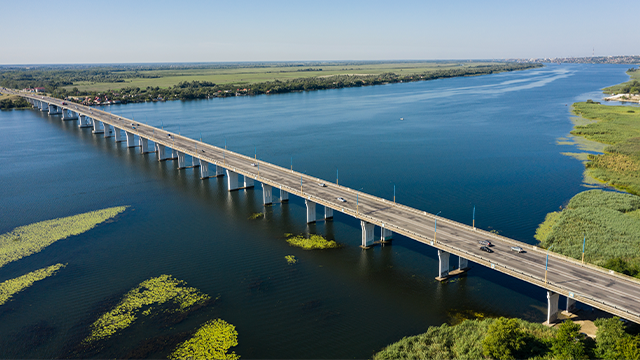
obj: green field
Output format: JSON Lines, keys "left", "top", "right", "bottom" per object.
{"left": 60, "top": 61, "right": 496, "bottom": 92}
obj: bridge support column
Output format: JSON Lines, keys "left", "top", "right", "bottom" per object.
{"left": 361, "top": 220, "right": 375, "bottom": 248}
{"left": 436, "top": 250, "right": 451, "bottom": 280}
{"left": 170, "top": 148, "right": 178, "bottom": 160}
{"left": 381, "top": 227, "right": 393, "bottom": 242}
{"left": 49, "top": 104, "right": 61, "bottom": 115}
{"left": 546, "top": 291, "right": 560, "bottom": 324}
{"left": 177, "top": 152, "right": 187, "bottom": 169}
{"left": 199, "top": 160, "right": 210, "bottom": 179}
{"left": 192, "top": 156, "right": 200, "bottom": 168}
{"left": 325, "top": 206, "right": 333, "bottom": 220}
{"left": 280, "top": 189, "right": 289, "bottom": 202}
{"left": 305, "top": 199, "right": 316, "bottom": 223}
{"left": 156, "top": 144, "right": 168, "bottom": 161}
{"left": 114, "top": 127, "right": 124, "bottom": 142}
{"left": 244, "top": 176, "right": 254, "bottom": 189}
{"left": 125, "top": 131, "right": 136, "bottom": 148}
{"left": 226, "top": 169, "right": 239, "bottom": 190}
{"left": 214, "top": 164, "right": 224, "bottom": 176}
{"left": 78, "top": 115, "right": 92, "bottom": 128}
{"left": 103, "top": 124, "right": 113, "bottom": 138}
{"left": 39, "top": 102, "right": 48, "bottom": 112}
{"left": 92, "top": 120, "right": 104, "bottom": 134}
{"left": 459, "top": 257, "right": 469, "bottom": 270}
{"left": 565, "top": 297, "right": 577, "bottom": 314}
{"left": 139, "top": 138, "right": 151, "bottom": 153}
{"left": 262, "top": 184, "right": 273, "bottom": 205}
{"left": 62, "top": 109, "right": 78, "bottom": 120}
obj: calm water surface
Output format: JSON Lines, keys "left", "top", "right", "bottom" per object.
{"left": 0, "top": 64, "right": 631, "bottom": 359}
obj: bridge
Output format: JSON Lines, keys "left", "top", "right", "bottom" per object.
{"left": 5, "top": 88, "right": 640, "bottom": 325}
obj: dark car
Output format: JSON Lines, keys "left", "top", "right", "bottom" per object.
{"left": 480, "top": 246, "right": 493, "bottom": 253}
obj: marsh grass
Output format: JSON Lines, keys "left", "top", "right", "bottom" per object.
{"left": 285, "top": 234, "right": 341, "bottom": 250}
{"left": 0, "top": 206, "right": 127, "bottom": 268}
{"left": 0, "top": 263, "right": 66, "bottom": 305}
{"left": 536, "top": 190, "right": 640, "bottom": 272}
{"left": 83, "top": 275, "right": 210, "bottom": 344}
{"left": 169, "top": 318, "right": 239, "bottom": 360}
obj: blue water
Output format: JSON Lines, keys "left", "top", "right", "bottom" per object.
{"left": 0, "top": 64, "right": 631, "bottom": 358}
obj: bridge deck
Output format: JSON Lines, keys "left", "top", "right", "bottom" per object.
{"left": 10, "top": 91, "right": 640, "bottom": 324}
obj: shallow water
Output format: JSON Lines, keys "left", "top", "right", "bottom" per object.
{"left": 0, "top": 63, "right": 631, "bottom": 358}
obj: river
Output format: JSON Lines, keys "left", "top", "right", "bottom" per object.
{"left": 0, "top": 63, "right": 631, "bottom": 358}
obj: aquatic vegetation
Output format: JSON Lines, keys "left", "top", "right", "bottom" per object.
{"left": 0, "top": 263, "right": 66, "bottom": 305}
{"left": 169, "top": 319, "right": 239, "bottom": 360}
{"left": 84, "top": 275, "right": 210, "bottom": 344}
{"left": 247, "top": 212, "right": 263, "bottom": 220}
{"left": 285, "top": 255, "right": 298, "bottom": 265}
{"left": 0, "top": 206, "right": 127, "bottom": 268}
{"left": 535, "top": 190, "right": 640, "bottom": 274}
{"left": 285, "top": 234, "right": 341, "bottom": 250}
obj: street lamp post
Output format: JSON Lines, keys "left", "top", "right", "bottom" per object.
{"left": 291, "top": 157, "right": 293, "bottom": 172}
{"left": 336, "top": 168, "right": 339, "bottom": 185}
{"left": 254, "top": 147, "right": 257, "bottom": 160}
{"left": 300, "top": 176, "right": 303, "bottom": 193}
{"left": 434, "top": 211, "right": 442, "bottom": 243}
{"left": 582, "top": 235, "right": 586, "bottom": 265}
{"left": 473, "top": 206, "right": 476, "bottom": 230}
{"left": 545, "top": 245, "right": 554, "bottom": 284}
{"left": 394, "top": 184, "right": 396, "bottom": 203}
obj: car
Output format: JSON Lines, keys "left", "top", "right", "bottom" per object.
{"left": 480, "top": 246, "right": 493, "bottom": 253}
{"left": 250, "top": 163, "right": 258, "bottom": 167}
{"left": 478, "top": 240, "right": 492, "bottom": 247}
{"left": 337, "top": 197, "right": 346, "bottom": 202}
{"left": 201, "top": 150, "right": 205, "bottom": 153}
{"left": 318, "top": 183, "right": 326, "bottom": 187}
{"left": 511, "top": 246, "right": 524, "bottom": 253}
{"left": 61, "top": 101, "right": 67, "bottom": 105}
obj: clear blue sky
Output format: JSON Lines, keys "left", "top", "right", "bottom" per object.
{"left": 2, "top": 0, "right": 638, "bottom": 64}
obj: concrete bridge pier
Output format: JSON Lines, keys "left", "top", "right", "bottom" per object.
{"left": 192, "top": 156, "right": 200, "bottom": 168}
{"left": 103, "top": 124, "right": 113, "bottom": 138}
{"left": 262, "top": 184, "right": 273, "bottom": 205}
{"left": 459, "top": 257, "right": 469, "bottom": 270}
{"left": 381, "top": 226, "right": 393, "bottom": 242}
{"left": 325, "top": 206, "right": 333, "bottom": 220}
{"left": 92, "top": 120, "right": 104, "bottom": 134}
{"left": 213, "top": 164, "right": 224, "bottom": 176}
{"left": 305, "top": 199, "right": 316, "bottom": 223}
{"left": 78, "top": 115, "right": 92, "bottom": 128}
{"left": 139, "top": 138, "right": 152, "bottom": 153}
{"left": 114, "top": 127, "right": 124, "bottom": 142}
{"left": 436, "top": 250, "right": 451, "bottom": 280}
{"left": 280, "top": 189, "right": 289, "bottom": 202}
{"left": 243, "top": 176, "right": 254, "bottom": 189}
{"left": 226, "top": 169, "right": 239, "bottom": 190}
{"left": 48, "top": 104, "right": 61, "bottom": 115}
{"left": 125, "top": 131, "right": 136, "bottom": 148}
{"left": 62, "top": 109, "right": 78, "bottom": 120}
{"left": 39, "top": 101, "right": 48, "bottom": 112}
{"left": 562, "top": 297, "right": 577, "bottom": 316}
{"left": 200, "top": 160, "right": 210, "bottom": 179}
{"left": 156, "top": 144, "right": 168, "bottom": 161}
{"left": 177, "top": 152, "right": 187, "bottom": 169}
{"left": 170, "top": 148, "right": 178, "bottom": 160}
{"left": 361, "top": 220, "right": 375, "bottom": 248}
{"left": 546, "top": 291, "right": 560, "bottom": 324}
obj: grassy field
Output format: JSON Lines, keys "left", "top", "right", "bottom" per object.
{"left": 61, "top": 61, "right": 496, "bottom": 92}
{"left": 571, "top": 101, "right": 640, "bottom": 194}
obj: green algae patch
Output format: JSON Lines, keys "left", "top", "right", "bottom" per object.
{"left": 0, "top": 263, "right": 66, "bottom": 305}
{"left": 247, "top": 212, "right": 263, "bottom": 220}
{"left": 83, "top": 275, "right": 210, "bottom": 344}
{"left": 285, "top": 255, "right": 298, "bottom": 265}
{"left": 0, "top": 206, "right": 128, "bottom": 268}
{"left": 285, "top": 234, "right": 341, "bottom": 250}
{"left": 169, "top": 318, "right": 239, "bottom": 360}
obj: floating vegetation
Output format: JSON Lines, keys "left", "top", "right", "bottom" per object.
{"left": 285, "top": 255, "right": 298, "bottom": 265}
{"left": 169, "top": 319, "right": 239, "bottom": 360}
{"left": 0, "top": 263, "right": 66, "bottom": 306}
{"left": 0, "top": 206, "right": 127, "bottom": 268}
{"left": 83, "top": 275, "right": 210, "bottom": 344}
{"left": 285, "top": 234, "right": 341, "bottom": 250}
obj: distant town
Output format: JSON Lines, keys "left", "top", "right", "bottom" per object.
{"left": 505, "top": 55, "right": 640, "bottom": 64}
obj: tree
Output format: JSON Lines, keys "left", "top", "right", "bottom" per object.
{"left": 595, "top": 317, "right": 626, "bottom": 359}
{"left": 482, "top": 317, "right": 526, "bottom": 360}
{"left": 552, "top": 320, "right": 587, "bottom": 359}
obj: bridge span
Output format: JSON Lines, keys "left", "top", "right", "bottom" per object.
{"left": 5, "top": 89, "right": 640, "bottom": 325}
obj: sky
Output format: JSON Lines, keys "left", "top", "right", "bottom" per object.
{"left": 2, "top": 0, "right": 638, "bottom": 64}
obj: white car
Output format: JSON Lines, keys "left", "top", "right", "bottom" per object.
{"left": 337, "top": 197, "right": 346, "bottom": 202}
{"left": 250, "top": 163, "right": 257, "bottom": 167}
{"left": 318, "top": 183, "right": 326, "bottom": 187}
{"left": 511, "top": 246, "right": 524, "bottom": 253}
